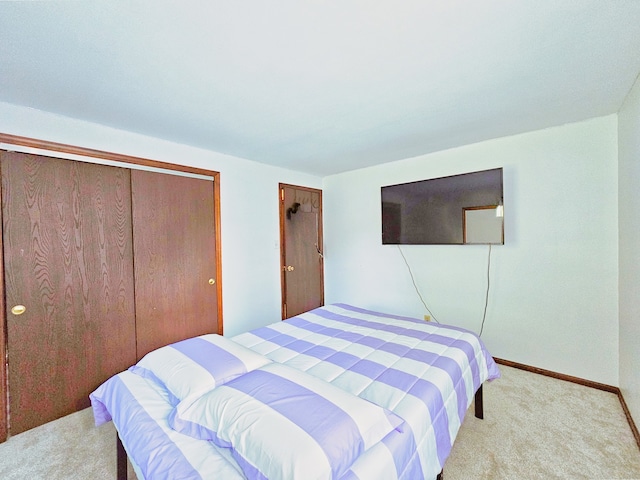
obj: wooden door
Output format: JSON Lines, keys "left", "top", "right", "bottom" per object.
{"left": 280, "top": 184, "right": 324, "bottom": 319}
{"left": 132, "top": 170, "right": 219, "bottom": 358}
{"left": 1, "top": 151, "right": 136, "bottom": 435}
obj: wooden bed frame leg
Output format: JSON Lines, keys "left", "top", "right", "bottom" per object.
{"left": 474, "top": 384, "right": 484, "bottom": 419}
{"left": 116, "top": 433, "right": 128, "bottom": 480}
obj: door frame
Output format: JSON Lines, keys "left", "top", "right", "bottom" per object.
{"left": 0, "top": 133, "right": 224, "bottom": 441}
{"left": 279, "top": 183, "right": 324, "bottom": 319}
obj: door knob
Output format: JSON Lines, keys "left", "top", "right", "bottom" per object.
{"left": 11, "top": 305, "right": 26, "bottom": 315}
{"left": 283, "top": 265, "right": 295, "bottom": 272}
{"left": 208, "top": 278, "right": 215, "bottom": 285}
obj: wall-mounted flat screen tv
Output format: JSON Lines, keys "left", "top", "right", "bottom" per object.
{"left": 381, "top": 168, "right": 504, "bottom": 245}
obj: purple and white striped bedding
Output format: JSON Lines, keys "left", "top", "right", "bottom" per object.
{"left": 90, "top": 303, "right": 499, "bottom": 480}
{"left": 128, "top": 333, "right": 271, "bottom": 406}
{"left": 232, "top": 304, "right": 500, "bottom": 479}
{"left": 91, "top": 369, "right": 246, "bottom": 479}
{"left": 169, "top": 363, "right": 405, "bottom": 480}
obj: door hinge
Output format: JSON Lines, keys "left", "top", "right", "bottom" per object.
{"left": 280, "top": 188, "right": 285, "bottom": 202}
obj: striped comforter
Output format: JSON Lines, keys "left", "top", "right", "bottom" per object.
{"left": 91, "top": 303, "right": 500, "bottom": 479}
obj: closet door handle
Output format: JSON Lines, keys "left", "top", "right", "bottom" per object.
{"left": 11, "top": 305, "right": 26, "bottom": 315}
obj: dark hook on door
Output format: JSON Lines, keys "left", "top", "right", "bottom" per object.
{"left": 286, "top": 202, "right": 301, "bottom": 220}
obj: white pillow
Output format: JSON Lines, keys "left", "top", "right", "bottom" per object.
{"left": 169, "top": 362, "right": 404, "bottom": 480}
{"left": 129, "top": 334, "right": 271, "bottom": 405}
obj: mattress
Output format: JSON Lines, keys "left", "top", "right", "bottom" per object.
{"left": 91, "top": 303, "right": 500, "bottom": 479}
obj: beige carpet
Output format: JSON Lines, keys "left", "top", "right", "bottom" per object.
{"left": 444, "top": 366, "right": 640, "bottom": 479}
{"left": 0, "top": 365, "right": 638, "bottom": 479}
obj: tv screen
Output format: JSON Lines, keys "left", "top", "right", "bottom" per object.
{"left": 381, "top": 168, "right": 504, "bottom": 245}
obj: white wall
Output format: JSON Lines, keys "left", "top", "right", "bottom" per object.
{"left": 1, "top": 102, "right": 626, "bottom": 391}
{"left": 618, "top": 75, "right": 640, "bottom": 423}
{"left": 323, "top": 116, "right": 619, "bottom": 386}
{"left": 0, "top": 102, "right": 322, "bottom": 337}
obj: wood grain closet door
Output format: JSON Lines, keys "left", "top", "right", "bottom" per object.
{"left": 131, "top": 170, "right": 219, "bottom": 358}
{"left": 1, "top": 152, "right": 136, "bottom": 435}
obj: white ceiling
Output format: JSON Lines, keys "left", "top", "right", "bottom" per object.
{"left": 1, "top": 1, "right": 639, "bottom": 176}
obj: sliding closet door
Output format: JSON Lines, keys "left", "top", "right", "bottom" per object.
{"left": 1, "top": 152, "right": 136, "bottom": 435}
{"left": 131, "top": 170, "right": 219, "bottom": 358}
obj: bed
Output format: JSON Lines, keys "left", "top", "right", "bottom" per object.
{"left": 91, "top": 303, "right": 500, "bottom": 480}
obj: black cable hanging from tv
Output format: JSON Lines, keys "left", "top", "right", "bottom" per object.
{"left": 479, "top": 244, "right": 492, "bottom": 337}
{"left": 397, "top": 245, "right": 440, "bottom": 323}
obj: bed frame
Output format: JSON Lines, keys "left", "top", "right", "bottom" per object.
{"left": 114, "top": 384, "right": 485, "bottom": 480}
